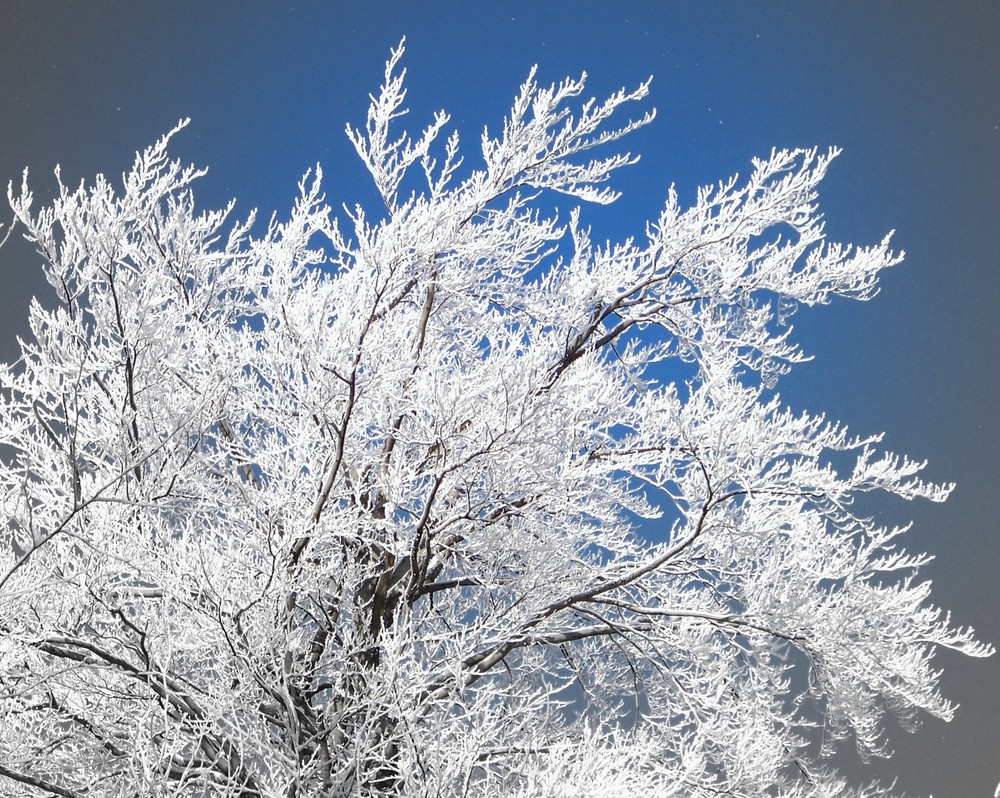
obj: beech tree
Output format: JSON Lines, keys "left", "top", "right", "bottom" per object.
{"left": 0, "top": 45, "right": 990, "bottom": 797}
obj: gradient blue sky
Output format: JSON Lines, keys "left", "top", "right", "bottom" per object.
{"left": 2, "top": 2, "right": 998, "bottom": 794}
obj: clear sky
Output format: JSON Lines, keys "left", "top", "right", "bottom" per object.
{"left": 1, "top": 2, "right": 997, "bottom": 794}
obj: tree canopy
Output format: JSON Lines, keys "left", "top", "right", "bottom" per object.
{"left": 0, "top": 45, "right": 989, "bottom": 797}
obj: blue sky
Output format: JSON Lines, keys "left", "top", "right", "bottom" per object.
{"left": 2, "top": 2, "right": 998, "bottom": 793}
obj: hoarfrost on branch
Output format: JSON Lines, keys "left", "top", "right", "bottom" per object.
{"left": 0, "top": 43, "right": 989, "bottom": 797}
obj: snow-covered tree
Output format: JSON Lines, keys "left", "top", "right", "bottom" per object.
{"left": 0, "top": 44, "right": 990, "bottom": 797}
